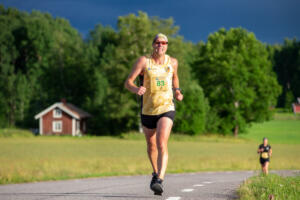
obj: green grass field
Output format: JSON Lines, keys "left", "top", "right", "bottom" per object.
{"left": 238, "top": 174, "right": 300, "bottom": 200}
{"left": 0, "top": 113, "right": 299, "bottom": 184}
{"left": 240, "top": 113, "right": 300, "bottom": 144}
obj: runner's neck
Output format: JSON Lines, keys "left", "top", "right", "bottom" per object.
{"left": 151, "top": 54, "right": 165, "bottom": 65}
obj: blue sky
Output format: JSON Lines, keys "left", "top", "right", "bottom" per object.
{"left": 1, "top": 0, "right": 300, "bottom": 44}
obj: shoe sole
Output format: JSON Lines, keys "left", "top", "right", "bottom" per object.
{"left": 151, "top": 183, "right": 163, "bottom": 195}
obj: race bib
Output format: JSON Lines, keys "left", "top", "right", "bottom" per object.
{"left": 151, "top": 76, "right": 168, "bottom": 93}
{"left": 261, "top": 152, "right": 269, "bottom": 159}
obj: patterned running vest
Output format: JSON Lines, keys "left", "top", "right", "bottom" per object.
{"left": 141, "top": 54, "right": 175, "bottom": 115}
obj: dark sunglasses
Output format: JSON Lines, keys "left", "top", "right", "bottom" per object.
{"left": 155, "top": 41, "right": 168, "bottom": 45}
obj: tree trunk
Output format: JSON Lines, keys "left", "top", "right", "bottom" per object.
{"left": 234, "top": 125, "right": 239, "bottom": 137}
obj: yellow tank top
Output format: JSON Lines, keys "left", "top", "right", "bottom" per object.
{"left": 142, "top": 54, "right": 175, "bottom": 115}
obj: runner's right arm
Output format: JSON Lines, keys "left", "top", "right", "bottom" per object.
{"left": 125, "top": 56, "right": 147, "bottom": 96}
{"left": 257, "top": 145, "right": 263, "bottom": 154}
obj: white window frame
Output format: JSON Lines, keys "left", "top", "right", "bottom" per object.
{"left": 53, "top": 121, "right": 62, "bottom": 132}
{"left": 53, "top": 108, "right": 62, "bottom": 118}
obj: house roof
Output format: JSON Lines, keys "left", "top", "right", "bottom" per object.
{"left": 62, "top": 103, "right": 91, "bottom": 118}
{"left": 34, "top": 102, "right": 91, "bottom": 120}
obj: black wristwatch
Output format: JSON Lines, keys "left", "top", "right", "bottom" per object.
{"left": 173, "top": 88, "right": 182, "bottom": 92}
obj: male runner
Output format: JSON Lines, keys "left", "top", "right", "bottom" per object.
{"left": 125, "top": 33, "right": 183, "bottom": 195}
{"left": 257, "top": 137, "right": 272, "bottom": 175}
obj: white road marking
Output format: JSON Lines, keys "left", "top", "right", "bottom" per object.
{"left": 181, "top": 188, "right": 194, "bottom": 192}
{"left": 203, "top": 181, "right": 212, "bottom": 184}
{"left": 166, "top": 197, "right": 181, "bottom": 200}
{"left": 193, "top": 184, "right": 204, "bottom": 187}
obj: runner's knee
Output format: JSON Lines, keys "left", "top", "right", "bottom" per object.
{"left": 147, "top": 142, "right": 157, "bottom": 153}
{"left": 157, "top": 141, "right": 167, "bottom": 152}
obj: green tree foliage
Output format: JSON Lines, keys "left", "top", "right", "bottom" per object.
{"left": 0, "top": 6, "right": 34, "bottom": 127}
{"left": 173, "top": 82, "right": 207, "bottom": 135}
{"left": 272, "top": 38, "right": 300, "bottom": 108}
{"left": 0, "top": 6, "right": 106, "bottom": 129}
{"left": 192, "top": 28, "right": 281, "bottom": 136}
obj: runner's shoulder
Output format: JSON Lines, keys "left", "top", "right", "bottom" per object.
{"left": 137, "top": 56, "right": 148, "bottom": 63}
{"left": 169, "top": 56, "right": 178, "bottom": 67}
{"left": 136, "top": 56, "right": 148, "bottom": 68}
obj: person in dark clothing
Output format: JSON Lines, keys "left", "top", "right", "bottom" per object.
{"left": 257, "top": 137, "right": 272, "bottom": 174}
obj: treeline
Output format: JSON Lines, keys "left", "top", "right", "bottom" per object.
{"left": 0, "top": 6, "right": 299, "bottom": 136}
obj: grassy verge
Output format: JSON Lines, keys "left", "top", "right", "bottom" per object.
{"left": 0, "top": 128, "right": 34, "bottom": 138}
{"left": 238, "top": 174, "right": 300, "bottom": 200}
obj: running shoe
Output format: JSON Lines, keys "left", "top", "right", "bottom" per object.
{"left": 151, "top": 178, "right": 163, "bottom": 195}
{"left": 150, "top": 172, "right": 158, "bottom": 190}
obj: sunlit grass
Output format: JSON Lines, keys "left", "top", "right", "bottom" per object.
{"left": 238, "top": 174, "right": 300, "bottom": 200}
{"left": 0, "top": 136, "right": 299, "bottom": 184}
{"left": 0, "top": 112, "right": 299, "bottom": 184}
{"left": 241, "top": 113, "right": 300, "bottom": 144}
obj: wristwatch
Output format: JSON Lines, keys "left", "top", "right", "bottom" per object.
{"left": 173, "top": 88, "right": 182, "bottom": 92}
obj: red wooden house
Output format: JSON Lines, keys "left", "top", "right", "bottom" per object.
{"left": 292, "top": 97, "right": 300, "bottom": 114}
{"left": 34, "top": 100, "right": 91, "bottom": 136}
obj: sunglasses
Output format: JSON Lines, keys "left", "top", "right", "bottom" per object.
{"left": 155, "top": 41, "right": 168, "bottom": 45}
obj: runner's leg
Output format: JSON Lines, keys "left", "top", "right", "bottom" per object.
{"left": 261, "top": 163, "right": 265, "bottom": 174}
{"left": 156, "top": 117, "right": 173, "bottom": 180}
{"left": 143, "top": 126, "right": 158, "bottom": 174}
{"left": 265, "top": 162, "right": 269, "bottom": 175}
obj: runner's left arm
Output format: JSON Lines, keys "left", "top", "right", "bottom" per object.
{"left": 171, "top": 58, "right": 183, "bottom": 101}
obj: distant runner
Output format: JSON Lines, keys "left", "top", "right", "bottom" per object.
{"left": 257, "top": 137, "right": 272, "bottom": 175}
{"left": 125, "top": 33, "right": 183, "bottom": 195}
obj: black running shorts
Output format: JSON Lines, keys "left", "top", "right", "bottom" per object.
{"left": 141, "top": 111, "right": 175, "bottom": 129}
{"left": 260, "top": 157, "right": 270, "bottom": 165}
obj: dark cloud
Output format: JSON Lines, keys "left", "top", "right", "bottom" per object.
{"left": 1, "top": 0, "right": 299, "bottom": 43}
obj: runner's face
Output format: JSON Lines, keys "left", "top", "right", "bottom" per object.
{"left": 264, "top": 139, "right": 268, "bottom": 145}
{"left": 153, "top": 38, "right": 168, "bottom": 55}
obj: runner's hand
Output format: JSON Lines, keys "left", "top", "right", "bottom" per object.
{"left": 175, "top": 90, "right": 183, "bottom": 101}
{"left": 136, "top": 86, "right": 146, "bottom": 96}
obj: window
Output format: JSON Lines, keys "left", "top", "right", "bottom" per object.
{"left": 53, "top": 121, "right": 62, "bottom": 132}
{"left": 53, "top": 108, "right": 62, "bottom": 118}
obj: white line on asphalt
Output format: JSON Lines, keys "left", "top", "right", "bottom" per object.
{"left": 166, "top": 197, "right": 181, "bottom": 200}
{"left": 203, "top": 181, "right": 212, "bottom": 184}
{"left": 181, "top": 188, "right": 194, "bottom": 192}
{"left": 193, "top": 184, "right": 204, "bottom": 187}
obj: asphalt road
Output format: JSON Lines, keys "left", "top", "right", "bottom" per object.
{"left": 0, "top": 170, "right": 298, "bottom": 200}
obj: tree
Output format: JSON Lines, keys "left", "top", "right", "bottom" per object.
{"left": 272, "top": 38, "right": 300, "bottom": 108}
{"left": 173, "top": 82, "right": 207, "bottom": 135}
{"left": 192, "top": 28, "right": 281, "bottom": 136}
{"left": 0, "top": 6, "right": 106, "bottom": 130}
{"left": 0, "top": 6, "right": 33, "bottom": 127}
